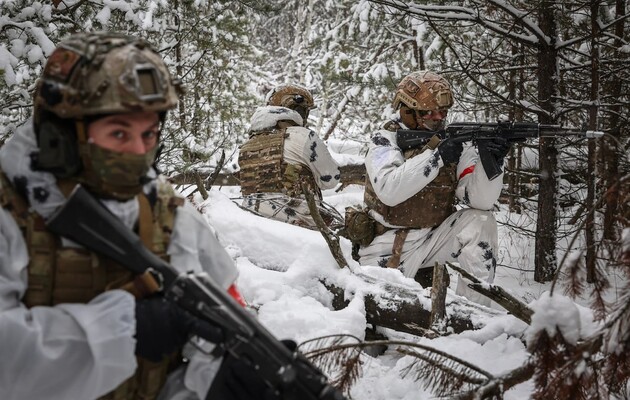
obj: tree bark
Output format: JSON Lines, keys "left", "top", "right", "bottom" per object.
{"left": 506, "top": 43, "right": 527, "bottom": 214}
{"left": 585, "top": 1, "right": 601, "bottom": 283}
{"left": 601, "top": 0, "right": 626, "bottom": 241}
{"left": 194, "top": 171, "right": 209, "bottom": 200}
{"left": 430, "top": 263, "right": 448, "bottom": 332}
{"left": 534, "top": 1, "right": 559, "bottom": 283}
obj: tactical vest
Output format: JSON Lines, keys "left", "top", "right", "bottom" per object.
{"left": 239, "top": 129, "right": 321, "bottom": 199}
{"left": 0, "top": 171, "right": 184, "bottom": 400}
{"left": 364, "top": 126, "right": 457, "bottom": 230}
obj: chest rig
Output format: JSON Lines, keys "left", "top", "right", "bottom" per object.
{"left": 364, "top": 125, "right": 457, "bottom": 231}
{"left": 239, "top": 129, "right": 321, "bottom": 199}
{"left": 0, "top": 171, "right": 184, "bottom": 400}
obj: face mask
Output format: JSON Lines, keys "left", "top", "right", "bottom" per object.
{"left": 79, "top": 142, "right": 159, "bottom": 200}
{"left": 417, "top": 109, "right": 447, "bottom": 131}
{"left": 420, "top": 118, "right": 446, "bottom": 131}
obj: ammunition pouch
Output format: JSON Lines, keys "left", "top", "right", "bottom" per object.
{"left": 344, "top": 206, "right": 375, "bottom": 247}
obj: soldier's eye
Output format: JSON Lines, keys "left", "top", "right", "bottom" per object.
{"left": 111, "top": 130, "right": 126, "bottom": 140}
{"left": 142, "top": 130, "right": 158, "bottom": 140}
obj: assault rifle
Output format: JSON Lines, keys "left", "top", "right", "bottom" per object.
{"left": 397, "top": 121, "right": 604, "bottom": 180}
{"left": 46, "top": 185, "right": 345, "bottom": 400}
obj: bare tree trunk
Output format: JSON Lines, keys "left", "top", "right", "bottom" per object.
{"left": 601, "top": 0, "right": 626, "bottom": 241}
{"left": 534, "top": 1, "right": 559, "bottom": 283}
{"left": 507, "top": 44, "right": 525, "bottom": 213}
{"left": 323, "top": 94, "right": 352, "bottom": 141}
{"left": 429, "top": 263, "right": 448, "bottom": 332}
{"left": 411, "top": 28, "right": 424, "bottom": 70}
{"left": 585, "top": 1, "right": 601, "bottom": 283}
{"left": 173, "top": 0, "right": 186, "bottom": 131}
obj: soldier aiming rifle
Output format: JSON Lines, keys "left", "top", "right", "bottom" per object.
{"left": 397, "top": 121, "right": 604, "bottom": 180}
{"left": 345, "top": 70, "right": 602, "bottom": 307}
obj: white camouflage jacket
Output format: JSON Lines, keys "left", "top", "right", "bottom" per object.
{"left": 365, "top": 124, "right": 504, "bottom": 221}
{"left": 0, "top": 121, "right": 238, "bottom": 400}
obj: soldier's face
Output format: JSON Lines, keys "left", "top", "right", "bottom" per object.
{"left": 417, "top": 109, "right": 447, "bottom": 131}
{"left": 87, "top": 112, "right": 160, "bottom": 155}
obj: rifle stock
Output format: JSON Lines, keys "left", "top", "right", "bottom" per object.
{"left": 46, "top": 185, "right": 345, "bottom": 400}
{"left": 396, "top": 121, "right": 604, "bottom": 180}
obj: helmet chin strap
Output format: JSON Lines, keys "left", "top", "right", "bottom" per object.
{"left": 75, "top": 120, "right": 88, "bottom": 144}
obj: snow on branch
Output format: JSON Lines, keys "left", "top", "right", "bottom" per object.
{"left": 368, "top": 0, "right": 541, "bottom": 46}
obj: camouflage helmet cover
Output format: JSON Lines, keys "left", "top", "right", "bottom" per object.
{"left": 266, "top": 84, "right": 315, "bottom": 110}
{"left": 392, "top": 71, "right": 453, "bottom": 111}
{"left": 34, "top": 32, "right": 180, "bottom": 123}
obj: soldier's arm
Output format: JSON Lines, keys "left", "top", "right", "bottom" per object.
{"left": 166, "top": 198, "right": 240, "bottom": 398}
{"left": 0, "top": 208, "right": 137, "bottom": 400}
{"left": 285, "top": 127, "right": 341, "bottom": 190}
{"left": 306, "top": 131, "right": 341, "bottom": 190}
{"left": 455, "top": 145, "right": 504, "bottom": 210}
{"left": 365, "top": 131, "right": 443, "bottom": 207}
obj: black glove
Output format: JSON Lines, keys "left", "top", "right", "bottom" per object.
{"left": 437, "top": 138, "right": 464, "bottom": 165}
{"left": 135, "top": 296, "right": 224, "bottom": 362}
{"left": 206, "top": 340, "right": 298, "bottom": 400}
{"left": 483, "top": 137, "right": 512, "bottom": 164}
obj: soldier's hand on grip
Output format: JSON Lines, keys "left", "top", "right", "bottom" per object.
{"left": 437, "top": 137, "right": 464, "bottom": 165}
{"left": 135, "top": 296, "right": 224, "bottom": 362}
{"left": 207, "top": 340, "right": 299, "bottom": 400}
{"left": 484, "top": 137, "right": 512, "bottom": 164}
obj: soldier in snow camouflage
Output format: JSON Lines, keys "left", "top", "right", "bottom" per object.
{"left": 239, "top": 86, "right": 341, "bottom": 229}
{"left": 0, "top": 32, "right": 248, "bottom": 400}
{"left": 349, "top": 71, "right": 511, "bottom": 306}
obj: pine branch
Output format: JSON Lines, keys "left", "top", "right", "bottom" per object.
{"left": 397, "top": 346, "right": 490, "bottom": 397}
{"left": 446, "top": 262, "right": 534, "bottom": 324}
{"left": 299, "top": 334, "right": 364, "bottom": 394}
{"left": 299, "top": 335, "right": 495, "bottom": 396}
{"left": 460, "top": 361, "right": 536, "bottom": 400}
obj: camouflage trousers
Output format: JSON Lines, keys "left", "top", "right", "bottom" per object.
{"left": 359, "top": 208, "right": 498, "bottom": 306}
{"left": 240, "top": 193, "right": 343, "bottom": 230}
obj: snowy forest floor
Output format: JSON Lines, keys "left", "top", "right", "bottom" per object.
{"left": 180, "top": 182, "right": 602, "bottom": 400}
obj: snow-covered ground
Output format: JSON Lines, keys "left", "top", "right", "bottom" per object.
{"left": 177, "top": 146, "right": 601, "bottom": 399}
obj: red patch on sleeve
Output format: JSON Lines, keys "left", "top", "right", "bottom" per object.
{"left": 228, "top": 284, "right": 247, "bottom": 307}
{"left": 459, "top": 165, "right": 475, "bottom": 180}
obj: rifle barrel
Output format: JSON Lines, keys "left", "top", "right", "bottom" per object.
{"left": 538, "top": 124, "right": 604, "bottom": 138}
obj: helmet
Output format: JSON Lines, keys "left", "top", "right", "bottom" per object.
{"left": 266, "top": 84, "right": 314, "bottom": 125}
{"left": 392, "top": 71, "right": 453, "bottom": 111}
{"left": 32, "top": 32, "right": 181, "bottom": 199}
{"left": 34, "top": 32, "right": 179, "bottom": 122}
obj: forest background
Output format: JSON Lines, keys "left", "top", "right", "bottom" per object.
{"left": 0, "top": 1, "right": 629, "bottom": 398}
{"left": 0, "top": 0, "right": 628, "bottom": 282}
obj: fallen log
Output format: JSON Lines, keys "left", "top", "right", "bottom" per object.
{"left": 323, "top": 272, "right": 503, "bottom": 337}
